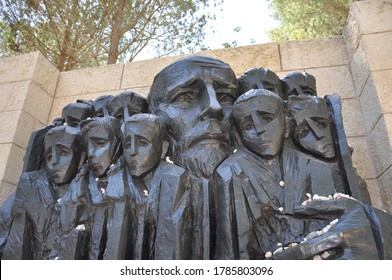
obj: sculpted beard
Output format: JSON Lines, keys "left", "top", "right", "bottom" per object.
{"left": 170, "top": 120, "right": 234, "bottom": 178}
{"left": 179, "top": 142, "right": 232, "bottom": 178}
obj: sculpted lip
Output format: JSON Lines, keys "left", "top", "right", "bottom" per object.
{"left": 189, "top": 133, "right": 229, "bottom": 148}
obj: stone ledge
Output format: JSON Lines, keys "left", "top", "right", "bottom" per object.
{"left": 121, "top": 55, "right": 188, "bottom": 89}
{"left": 352, "top": 1, "right": 392, "bottom": 35}
{"left": 367, "top": 113, "right": 392, "bottom": 177}
{"left": 377, "top": 165, "right": 392, "bottom": 213}
{"left": 0, "top": 143, "right": 25, "bottom": 186}
{"left": 305, "top": 65, "right": 355, "bottom": 99}
{"left": 198, "top": 43, "right": 281, "bottom": 76}
{"left": 280, "top": 36, "right": 348, "bottom": 70}
{"left": 362, "top": 31, "right": 392, "bottom": 71}
{"left": 55, "top": 63, "right": 124, "bottom": 98}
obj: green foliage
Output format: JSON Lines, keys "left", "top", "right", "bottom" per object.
{"left": 0, "top": 0, "right": 221, "bottom": 71}
{"left": 267, "top": 0, "right": 355, "bottom": 42}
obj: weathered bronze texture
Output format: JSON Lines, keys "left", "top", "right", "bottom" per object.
{"left": 1, "top": 55, "right": 391, "bottom": 260}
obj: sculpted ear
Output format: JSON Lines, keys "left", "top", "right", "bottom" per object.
{"left": 285, "top": 116, "right": 291, "bottom": 139}
{"left": 161, "top": 140, "right": 169, "bottom": 159}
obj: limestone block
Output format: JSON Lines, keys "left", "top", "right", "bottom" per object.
{"left": 0, "top": 144, "right": 13, "bottom": 180}
{"left": 32, "top": 53, "right": 59, "bottom": 96}
{"left": 121, "top": 86, "right": 150, "bottom": 98}
{"left": 280, "top": 37, "right": 348, "bottom": 70}
{"left": 352, "top": 1, "right": 392, "bottom": 35}
{"left": 367, "top": 113, "right": 392, "bottom": 177}
{"left": 362, "top": 31, "right": 392, "bottom": 71}
{"left": 0, "top": 143, "right": 25, "bottom": 186}
{"left": 0, "top": 180, "right": 16, "bottom": 206}
{"left": 0, "top": 52, "right": 39, "bottom": 84}
{"left": 349, "top": 39, "right": 370, "bottom": 96}
{"left": 121, "top": 55, "right": 188, "bottom": 89}
{"left": 198, "top": 43, "right": 281, "bottom": 76}
{"left": 0, "top": 81, "right": 30, "bottom": 112}
{"left": 14, "top": 112, "right": 45, "bottom": 150}
{"left": 23, "top": 82, "right": 53, "bottom": 124}
{"left": 359, "top": 74, "right": 382, "bottom": 133}
{"left": 0, "top": 111, "right": 20, "bottom": 144}
{"left": 340, "top": 98, "right": 366, "bottom": 138}
{"left": 305, "top": 65, "right": 355, "bottom": 99}
{"left": 347, "top": 136, "right": 376, "bottom": 180}
{"left": 378, "top": 166, "right": 392, "bottom": 213}
{"left": 55, "top": 63, "right": 124, "bottom": 97}
{"left": 276, "top": 71, "right": 300, "bottom": 80}
{"left": 343, "top": 5, "right": 361, "bottom": 63}
{"left": 371, "top": 69, "right": 392, "bottom": 114}
{"left": 364, "top": 179, "right": 383, "bottom": 211}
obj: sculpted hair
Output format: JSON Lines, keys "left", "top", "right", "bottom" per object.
{"left": 148, "top": 55, "right": 236, "bottom": 113}
{"left": 233, "top": 89, "right": 284, "bottom": 123}
{"left": 108, "top": 91, "right": 148, "bottom": 114}
{"left": 61, "top": 102, "right": 93, "bottom": 119}
{"left": 44, "top": 125, "right": 82, "bottom": 153}
{"left": 80, "top": 116, "right": 121, "bottom": 146}
{"left": 287, "top": 95, "right": 328, "bottom": 122}
{"left": 283, "top": 72, "right": 317, "bottom": 98}
{"left": 238, "top": 67, "right": 283, "bottom": 97}
{"left": 121, "top": 113, "right": 166, "bottom": 140}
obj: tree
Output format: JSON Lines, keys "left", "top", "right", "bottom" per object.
{"left": 0, "top": 0, "right": 221, "bottom": 71}
{"left": 267, "top": 0, "right": 355, "bottom": 42}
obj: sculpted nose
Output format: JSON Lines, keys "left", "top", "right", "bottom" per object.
{"left": 88, "top": 145, "right": 95, "bottom": 160}
{"left": 251, "top": 112, "right": 265, "bottom": 134}
{"left": 306, "top": 118, "right": 324, "bottom": 139}
{"left": 199, "top": 83, "right": 223, "bottom": 121}
{"left": 130, "top": 136, "right": 137, "bottom": 156}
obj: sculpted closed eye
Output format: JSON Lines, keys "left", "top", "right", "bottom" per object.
{"left": 46, "top": 154, "right": 52, "bottom": 162}
{"left": 243, "top": 122, "right": 253, "bottom": 131}
{"left": 59, "top": 148, "right": 71, "bottom": 156}
{"left": 94, "top": 140, "right": 107, "bottom": 148}
{"left": 313, "top": 118, "right": 328, "bottom": 129}
{"left": 217, "top": 92, "right": 235, "bottom": 104}
{"left": 95, "top": 110, "right": 104, "bottom": 117}
{"left": 262, "top": 115, "right": 274, "bottom": 123}
{"left": 298, "top": 125, "right": 309, "bottom": 138}
{"left": 138, "top": 139, "right": 150, "bottom": 147}
{"left": 125, "top": 142, "right": 132, "bottom": 150}
{"left": 170, "top": 91, "right": 197, "bottom": 104}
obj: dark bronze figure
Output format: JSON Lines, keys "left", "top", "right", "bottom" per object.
{"left": 282, "top": 71, "right": 317, "bottom": 99}
{"left": 121, "top": 114, "right": 191, "bottom": 259}
{"left": 238, "top": 67, "right": 283, "bottom": 98}
{"left": 1, "top": 55, "right": 391, "bottom": 260}
{"left": 2, "top": 126, "right": 83, "bottom": 259}
{"left": 108, "top": 91, "right": 148, "bottom": 122}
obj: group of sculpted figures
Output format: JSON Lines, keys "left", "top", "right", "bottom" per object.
{"left": 1, "top": 55, "right": 392, "bottom": 260}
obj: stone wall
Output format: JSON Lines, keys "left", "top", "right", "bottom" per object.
{"left": 0, "top": 0, "right": 391, "bottom": 212}
{"left": 343, "top": 0, "right": 392, "bottom": 212}
{"left": 0, "top": 53, "right": 58, "bottom": 203}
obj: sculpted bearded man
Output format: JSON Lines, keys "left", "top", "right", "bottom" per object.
{"left": 148, "top": 55, "right": 239, "bottom": 259}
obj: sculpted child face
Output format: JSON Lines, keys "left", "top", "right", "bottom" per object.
{"left": 289, "top": 96, "right": 335, "bottom": 159}
{"left": 121, "top": 115, "right": 163, "bottom": 178}
{"left": 233, "top": 90, "right": 285, "bottom": 157}
{"left": 108, "top": 92, "right": 148, "bottom": 122}
{"left": 86, "top": 126, "right": 116, "bottom": 177}
{"left": 61, "top": 103, "right": 93, "bottom": 127}
{"left": 45, "top": 127, "right": 81, "bottom": 185}
{"left": 238, "top": 67, "right": 283, "bottom": 98}
{"left": 82, "top": 116, "right": 121, "bottom": 178}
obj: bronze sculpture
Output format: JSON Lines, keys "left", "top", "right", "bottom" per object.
{"left": 1, "top": 55, "right": 391, "bottom": 260}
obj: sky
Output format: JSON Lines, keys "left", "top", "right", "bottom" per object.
{"left": 135, "top": 0, "right": 280, "bottom": 60}
{"left": 202, "top": 0, "right": 280, "bottom": 49}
